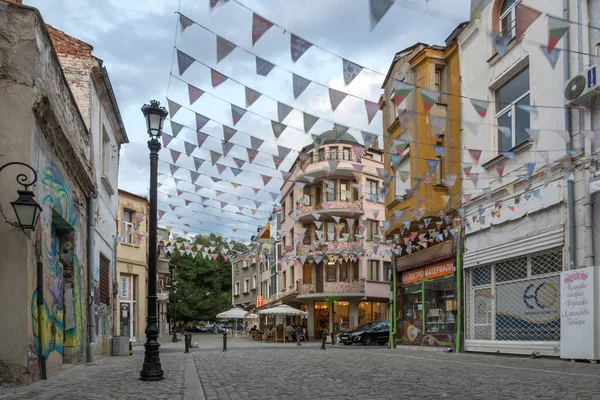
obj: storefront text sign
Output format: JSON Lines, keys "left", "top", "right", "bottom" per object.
{"left": 257, "top": 295, "right": 264, "bottom": 307}
{"left": 402, "top": 260, "right": 454, "bottom": 285}
{"left": 560, "top": 267, "right": 596, "bottom": 360}
{"left": 120, "top": 276, "right": 130, "bottom": 300}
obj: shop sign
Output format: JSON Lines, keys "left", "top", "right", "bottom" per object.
{"left": 560, "top": 267, "right": 595, "bottom": 359}
{"left": 120, "top": 276, "right": 130, "bottom": 300}
{"left": 257, "top": 295, "right": 264, "bottom": 307}
{"left": 496, "top": 275, "right": 560, "bottom": 341}
{"left": 402, "top": 260, "right": 454, "bottom": 285}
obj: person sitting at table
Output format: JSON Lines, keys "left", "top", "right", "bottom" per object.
{"left": 249, "top": 325, "right": 258, "bottom": 332}
{"left": 266, "top": 325, "right": 274, "bottom": 340}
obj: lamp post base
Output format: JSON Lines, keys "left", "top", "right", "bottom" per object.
{"left": 139, "top": 339, "right": 164, "bottom": 381}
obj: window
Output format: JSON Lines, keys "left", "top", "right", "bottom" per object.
{"left": 318, "top": 148, "right": 325, "bottom": 161}
{"left": 340, "top": 180, "right": 349, "bottom": 201}
{"left": 290, "top": 265, "right": 295, "bottom": 286}
{"left": 329, "top": 147, "right": 338, "bottom": 160}
{"left": 282, "top": 271, "right": 287, "bottom": 289}
{"left": 495, "top": 67, "right": 530, "bottom": 152}
{"left": 327, "top": 262, "right": 336, "bottom": 282}
{"left": 500, "top": 0, "right": 517, "bottom": 39}
{"left": 99, "top": 254, "right": 110, "bottom": 305}
{"left": 290, "top": 227, "right": 294, "bottom": 247}
{"left": 235, "top": 282, "right": 240, "bottom": 296}
{"left": 366, "top": 219, "right": 378, "bottom": 241}
{"left": 326, "top": 222, "right": 336, "bottom": 241}
{"left": 384, "top": 261, "right": 392, "bottom": 281}
{"left": 282, "top": 201, "right": 286, "bottom": 219}
{"left": 367, "top": 260, "right": 380, "bottom": 281}
{"left": 352, "top": 261, "right": 359, "bottom": 280}
{"left": 288, "top": 193, "right": 294, "bottom": 214}
{"left": 366, "top": 179, "right": 378, "bottom": 202}
{"left": 303, "top": 223, "right": 312, "bottom": 245}
{"left": 303, "top": 263, "right": 311, "bottom": 283}
{"left": 434, "top": 70, "right": 441, "bottom": 92}
{"left": 252, "top": 274, "right": 257, "bottom": 290}
{"left": 123, "top": 209, "right": 134, "bottom": 244}
{"left": 243, "top": 278, "right": 249, "bottom": 293}
{"left": 303, "top": 185, "right": 312, "bottom": 206}
{"left": 435, "top": 155, "right": 443, "bottom": 185}
{"left": 308, "top": 152, "right": 314, "bottom": 164}
{"left": 101, "top": 126, "right": 111, "bottom": 177}
{"left": 340, "top": 262, "right": 348, "bottom": 281}
{"left": 342, "top": 147, "right": 351, "bottom": 161}
{"left": 326, "top": 181, "right": 335, "bottom": 201}
{"left": 315, "top": 185, "right": 322, "bottom": 204}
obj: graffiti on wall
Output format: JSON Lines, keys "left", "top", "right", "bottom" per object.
{"left": 31, "top": 163, "right": 83, "bottom": 362}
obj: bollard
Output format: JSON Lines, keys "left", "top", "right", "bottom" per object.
{"left": 330, "top": 331, "right": 336, "bottom": 345}
{"left": 320, "top": 332, "right": 327, "bottom": 350}
{"left": 184, "top": 333, "right": 191, "bottom": 353}
{"left": 222, "top": 332, "right": 228, "bottom": 352}
{"left": 129, "top": 341, "right": 133, "bottom": 356}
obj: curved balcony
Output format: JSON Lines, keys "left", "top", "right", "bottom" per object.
{"left": 298, "top": 149, "right": 363, "bottom": 180}
{"left": 296, "top": 196, "right": 364, "bottom": 221}
{"left": 297, "top": 241, "right": 362, "bottom": 254}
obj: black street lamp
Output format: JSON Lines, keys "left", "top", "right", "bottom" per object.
{"left": 0, "top": 162, "right": 46, "bottom": 380}
{"left": 0, "top": 162, "right": 42, "bottom": 230}
{"left": 140, "top": 100, "right": 168, "bottom": 381}
{"left": 171, "top": 279, "right": 178, "bottom": 343}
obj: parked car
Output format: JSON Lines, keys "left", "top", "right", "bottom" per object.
{"left": 338, "top": 321, "right": 390, "bottom": 346}
{"left": 185, "top": 325, "right": 204, "bottom": 333}
{"left": 205, "top": 323, "right": 228, "bottom": 334}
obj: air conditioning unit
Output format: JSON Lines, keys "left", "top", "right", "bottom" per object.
{"left": 565, "top": 65, "right": 600, "bottom": 105}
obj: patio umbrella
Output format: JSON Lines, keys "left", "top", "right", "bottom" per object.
{"left": 259, "top": 304, "right": 308, "bottom": 316}
{"left": 216, "top": 307, "right": 247, "bottom": 337}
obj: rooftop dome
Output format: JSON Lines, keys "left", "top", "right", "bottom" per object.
{"left": 316, "top": 129, "right": 360, "bottom": 145}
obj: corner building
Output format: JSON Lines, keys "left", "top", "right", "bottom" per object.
{"left": 278, "top": 130, "right": 389, "bottom": 340}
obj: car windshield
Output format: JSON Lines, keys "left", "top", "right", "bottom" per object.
{"left": 353, "top": 322, "right": 377, "bottom": 331}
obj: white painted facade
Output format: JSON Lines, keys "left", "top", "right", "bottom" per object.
{"left": 458, "top": 0, "right": 591, "bottom": 356}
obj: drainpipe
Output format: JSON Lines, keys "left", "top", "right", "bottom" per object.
{"left": 564, "top": 0, "right": 577, "bottom": 270}
{"left": 580, "top": 0, "right": 595, "bottom": 267}
{"left": 87, "top": 187, "right": 98, "bottom": 362}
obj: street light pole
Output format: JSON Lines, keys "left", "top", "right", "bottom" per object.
{"left": 140, "top": 100, "right": 167, "bottom": 381}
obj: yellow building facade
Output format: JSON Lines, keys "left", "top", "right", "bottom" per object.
{"left": 115, "top": 190, "right": 148, "bottom": 343}
{"left": 381, "top": 24, "right": 466, "bottom": 348}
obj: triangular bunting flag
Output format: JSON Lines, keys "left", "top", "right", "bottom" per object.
{"left": 303, "top": 113, "right": 319, "bottom": 133}
{"left": 222, "top": 141, "right": 235, "bottom": 157}
{"left": 271, "top": 121, "right": 286, "bottom": 138}
{"left": 197, "top": 132, "right": 208, "bottom": 147}
{"left": 179, "top": 14, "right": 194, "bottom": 32}
{"left": 364, "top": 100, "right": 379, "bottom": 124}
{"left": 540, "top": 44, "right": 561, "bottom": 69}
{"left": 250, "top": 136, "right": 264, "bottom": 150}
{"left": 392, "top": 80, "right": 413, "bottom": 107}
{"left": 329, "top": 88, "right": 347, "bottom": 111}
{"left": 277, "top": 102, "right": 293, "bottom": 123}
{"left": 170, "top": 149, "right": 181, "bottom": 163}
{"left": 211, "top": 68, "right": 228, "bottom": 87}
{"left": 233, "top": 158, "right": 245, "bottom": 168}
{"left": 470, "top": 99, "right": 490, "bottom": 118}
{"left": 252, "top": 13, "right": 273, "bottom": 45}
{"left": 369, "top": 0, "right": 395, "bottom": 31}
{"left": 196, "top": 113, "right": 210, "bottom": 131}
{"left": 290, "top": 34, "right": 312, "bottom": 62}
{"left": 170, "top": 121, "right": 183, "bottom": 137}
{"left": 193, "top": 157, "right": 204, "bottom": 171}
{"left": 188, "top": 84, "right": 204, "bottom": 105}
{"left": 548, "top": 15, "right": 570, "bottom": 53}
{"left": 230, "top": 167, "right": 243, "bottom": 177}
{"left": 184, "top": 141, "right": 196, "bottom": 157}
{"left": 167, "top": 99, "right": 181, "bottom": 117}
{"left": 420, "top": 88, "right": 440, "bottom": 112}
{"left": 343, "top": 59, "right": 363, "bottom": 85}
{"left": 292, "top": 74, "right": 311, "bottom": 99}
{"left": 223, "top": 126, "right": 237, "bottom": 142}
{"left": 247, "top": 148, "right": 259, "bottom": 163}
{"left": 362, "top": 132, "right": 378, "bottom": 149}
{"left": 245, "top": 86, "right": 262, "bottom": 108}
{"left": 162, "top": 133, "right": 173, "bottom": 148}
{"left": 262, "top": 175, "right": 272, "bottom": 186}
{"left": 216, "top": 35, "right": 236, "bottom": 63}
{"left": 256, "top": 56, "right": 275, "bottom": 76}
{"left": 210, "top": 150, "right": 221, "bottom": 165}
{"left": 176, "top": 50, "right": 195, "bottom": 75}
{"left": 231, "top": 104, "right": 246, "bottom": 125}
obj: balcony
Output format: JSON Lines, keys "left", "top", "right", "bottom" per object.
{"left": 298, "top": 149, "right": 363, "bottom": 180}
{"left": 297, "top": 241, "right": 362, "bottom": 254}
{"left": 296, "top": 278, "right": 365, "bottom": 295}
{"left": 296, "top": 195, "right": 364, "bottom": 220}
{"left": 307, "top": 149, "right": 360, "bottom": 164}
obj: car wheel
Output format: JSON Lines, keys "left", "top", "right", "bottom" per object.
{"left": 362, "top": 335, "right": 372, "bottom": 346}
{"left": 344, "top": 342, "right": 352, "bottom": 346}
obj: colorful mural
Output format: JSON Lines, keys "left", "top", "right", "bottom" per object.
{"left": 31, "top": 163, "right": 83, "bottom": 363}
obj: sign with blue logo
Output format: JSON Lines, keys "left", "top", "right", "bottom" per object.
{"left": 588, "top": 66, "right": 597, "bottom": 89}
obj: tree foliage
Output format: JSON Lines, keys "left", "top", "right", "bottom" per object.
{"left": 167, "top": 234, "right": 247, "bottom": 326}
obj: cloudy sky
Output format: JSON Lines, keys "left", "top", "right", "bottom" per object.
{"left": 27, "top": 0, "right": 470, "bottom": 241}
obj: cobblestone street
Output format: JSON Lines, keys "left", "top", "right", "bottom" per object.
{"left": 1, "top": 335, "right": 600, "bottom": 399}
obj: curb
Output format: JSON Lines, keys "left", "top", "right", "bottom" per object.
{"left": 183, "top": 354, "right": 205, "bottom": 400}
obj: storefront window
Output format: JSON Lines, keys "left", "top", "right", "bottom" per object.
{"left": 358, "top": 301, "right": 388, "bottom": 324}
{"left": 334, "top": 301, "right": 349, "bottom": 332}
{"left": 424, "top": 277, "right": 455, "bottom": 334}
{"left": 326, "top": 262, "right": 336, "bottom": 282}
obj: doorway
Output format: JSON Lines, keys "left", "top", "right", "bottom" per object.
{"left": 316, "top": 262, "right": 324, "bottom": 293}
{"left": 314, "top": 302, "right": 329, "bottom": 338}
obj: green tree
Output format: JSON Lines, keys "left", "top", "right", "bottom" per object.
{"left": 167, "top": 234, "right": 247, "bottom": 327}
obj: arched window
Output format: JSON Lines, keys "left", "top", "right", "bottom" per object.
{"left": 499, "top": 0, "right": 517, "bottom": 39}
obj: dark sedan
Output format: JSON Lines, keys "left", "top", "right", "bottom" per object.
{"left": 338, "top": 321, "right": 390, "bottom": 346}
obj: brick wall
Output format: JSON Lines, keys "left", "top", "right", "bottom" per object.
{"left": 46, "top": 25, "right": 94, "bottom": 129}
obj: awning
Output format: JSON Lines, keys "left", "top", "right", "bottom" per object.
{"left": 216, "top": 307, "right": 247, "bottom": 319}
{"left": 259, "top": 304, "right": 308, "bottom": 316}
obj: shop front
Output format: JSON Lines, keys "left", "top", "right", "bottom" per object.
{"left": 307, "top": 299, "right": 388, "bottom": 339}
{"left": 398, "top": 260, "right": 456, "bottom": 347}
